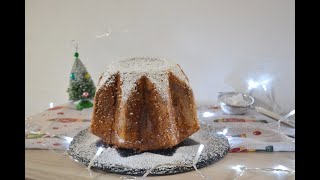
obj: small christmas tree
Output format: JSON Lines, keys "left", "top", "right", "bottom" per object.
{"left": 67, "top": 51, "right": 96, "bottom": 110}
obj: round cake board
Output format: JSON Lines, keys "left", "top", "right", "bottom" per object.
{"left": 68, "top": 127, "right": 230, "bottom": 176}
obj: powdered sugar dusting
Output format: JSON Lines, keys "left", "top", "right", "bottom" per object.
{"left": 97, "top": 72, "right": 120, "bottom": 91}
{"left": 97, "top": 57, "right": 190, "bottom": 104}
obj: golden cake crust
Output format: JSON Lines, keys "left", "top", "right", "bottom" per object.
{"left": 90, "top": 57, "right": 199, "bottom": 151}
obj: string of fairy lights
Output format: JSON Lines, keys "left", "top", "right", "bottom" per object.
{"left": 28, "top": 117, "right": 294, "bottom": 179}
{"left": 25, "top": 104, "right": 295, "bottom": 179}
{"left": 25, "top": 107, "right": 295, "bottom": 179}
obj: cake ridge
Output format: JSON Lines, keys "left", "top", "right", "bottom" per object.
{"left": 97, "top": 57, "right": 190, "bottom": 104}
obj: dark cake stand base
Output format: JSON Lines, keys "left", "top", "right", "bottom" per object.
{"left": 68, "top": 127, "right": 230, "bottom": 176}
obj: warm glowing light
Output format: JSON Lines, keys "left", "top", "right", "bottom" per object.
{"left": 262, "top": 84, "right": 267, "bottom": 91}
{"left": 97, "top": 147, "right": 104, "bottom": 154}
{"left": 232, "top": 165, "right": 245, "bottom": 171}
{"left": 193, "top": 144, "right": 205, "bottom": 165}
{"left": 202, "top": 112, "right": 214, "bottom": 117}
{"left": 274, "top": 165, "right": 289, "bottom": 170}
{"left": 87, "top": 147, "right": 105, "bottom": 170}
{"left": 218, "top": 128, "right": 228, "bottom": 135}
{"left": 49, "top": 102, "right": 53, "bottom": 108}
{"left": 222, "top": 128, "right": 228, "bottom": 135}
{"left": 248, "top": 79, "right": 259, "bottom": 90}
{"left": 247, "top": 78, "right": 271, "bottom": 91}
{"left": 62, "top": 136, "right": 73, "bottom": 144}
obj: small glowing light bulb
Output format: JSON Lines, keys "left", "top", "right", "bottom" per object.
{"left": 274, "top": 165, "right": 289, "bottom": 170}
{"left": 232, "top": 165, "right": 245, "bottom": 171}
{"left": 218, "top": 128, "right": 228, "bottom": 135}
{"left": 222, "top": 128, "right": 228, "bottom": 135}
{"left": 202, "top": 112, "right": 214, "bottom": 117}
{"left": 262, "top": 84, "right": 267, "bottom": 91}
{"left": 248, "top": 79, "right": 259, "bottom": 90}
{"left": 63, "top": 136, "right": 73, "bottom": 144}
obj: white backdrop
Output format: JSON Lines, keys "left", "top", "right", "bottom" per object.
{"left": 25, "top": 0, "right": 295, "bottom": 117}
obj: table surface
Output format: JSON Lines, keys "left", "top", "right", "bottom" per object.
{"left": 26, "top": 150, "right": 294, "bottom": 180}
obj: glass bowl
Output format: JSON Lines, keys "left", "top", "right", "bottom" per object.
{"left": 218, "top": 92, "right": 254, "bottom": 115}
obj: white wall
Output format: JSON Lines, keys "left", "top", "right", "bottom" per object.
{"left": 26, "top": 0, "right": 295, "bottom": 117}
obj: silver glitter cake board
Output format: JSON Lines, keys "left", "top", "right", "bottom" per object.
{"left": 68, "top": 128, "right": 229, "bottom": 176}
